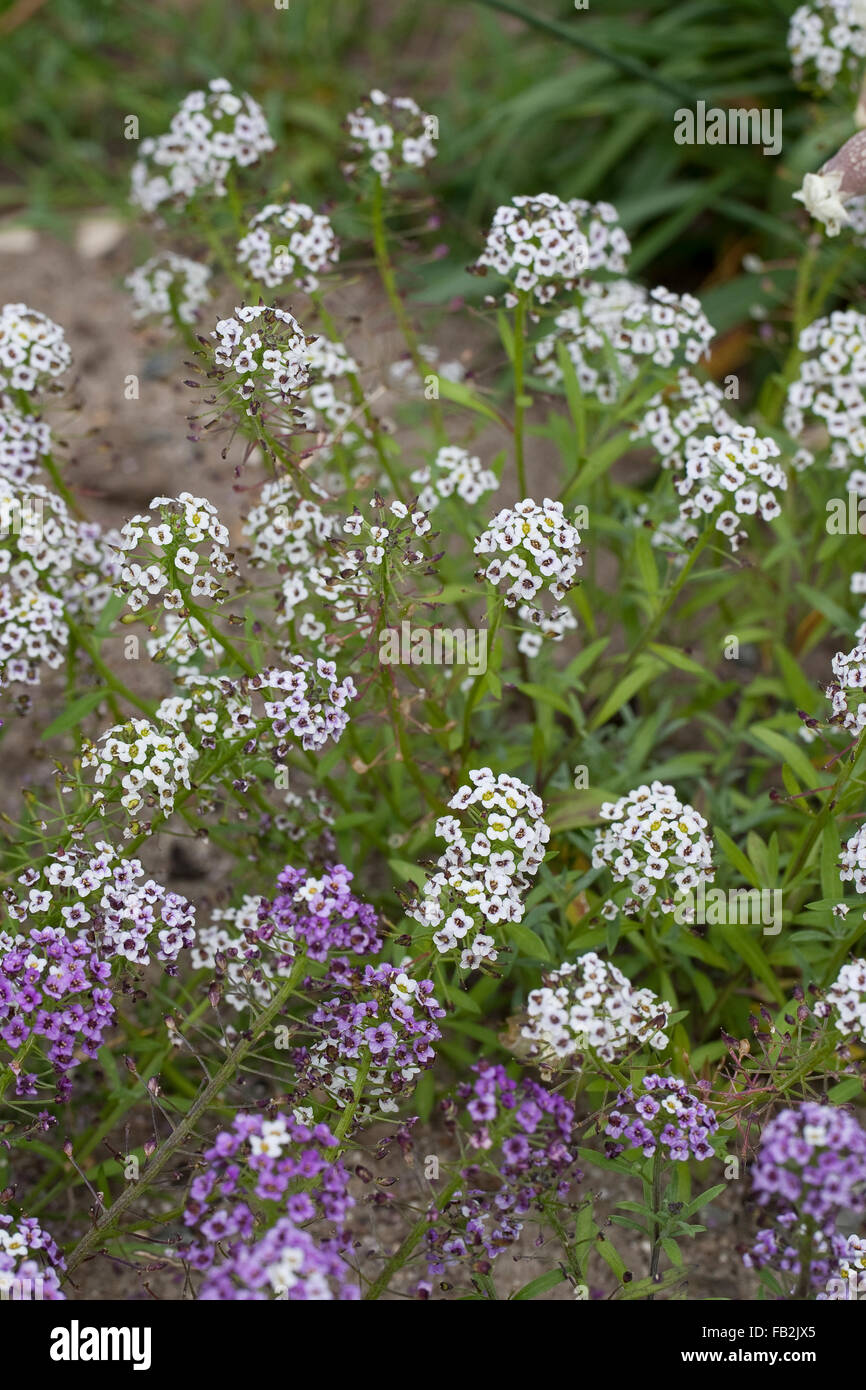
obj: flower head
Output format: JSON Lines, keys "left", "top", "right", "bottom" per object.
{"left": 472, "top": 194, "right": 590, "bottom": 307}
{"left": 130, "top": 78, "right": 274, "bottom": 213}
{"left": 236, "top": 202, "right": 339, "bottom": 293}
{"left": 344, "top": 90, "right": 438, "bottom": 184}
{"left": 126, "top": 253, "right": 212, "bottom": 325}
{"left": 522, "top": 952, "right": 672, "bottom": 1064}
{"left": 408, "top": 770, "right": 550, "bottom": 967}
{"left": 0, "top": 305, "right": 71, "bottom": 395}
{"left": 593, "top": 780, "right": 715, "bottom": 918}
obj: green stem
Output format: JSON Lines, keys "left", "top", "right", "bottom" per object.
{"left": 369, "top": 177, "right": 445, "bottom": 443}
{"left": 63, "top": 953, "right": 310, "bottom": 1278}
{"left": 512, "top": 293, "right": 528, "bottom": 497}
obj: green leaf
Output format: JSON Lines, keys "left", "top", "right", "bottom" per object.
{"left": 751, "top": 725, "right": 818, "bottom": 790}
{"left": 724, "top": 925, "right": 785, "bottom": 1003}
{"left": 436, "top": 375, "right": 508, "bottom": 428}
{"left": 634, "top": 531, "right": 660, "bottom": 601}
{"left": 647, "top": 642, "right": 709, "bottom": 678}
{"left": 508, "top": 922, "right": 552, "bottom": 962}
{"left": 511, "top": 1269, "right": 567, "bottom": 1300}
{"left": 589, "top": 657, "right": 663, "bottom": 731}
{"left": 42, "top": 687, "right": 111, "bottom": 738}
{"left": 714, "top": 826, "right": 761, "bottom": 889}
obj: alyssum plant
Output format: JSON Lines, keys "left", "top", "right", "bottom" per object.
{"left": 3, "top": 49, "right": 866, "bottom": 1300}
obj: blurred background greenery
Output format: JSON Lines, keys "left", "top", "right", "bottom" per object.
{"left": 0, "top": 0, "right": 858, "bottom": 335}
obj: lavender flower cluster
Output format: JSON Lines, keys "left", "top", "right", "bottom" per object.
{"left": 605, "top": 1074, "right": 719, "bottom": 1161}
{"left": 301, "top": 961, "right": 445, "bottom": 1115}
{"left": 182, "top": 1109, "right": 357, "bottom": 1299}
{"left": 743, "top": 1103, "right": 866, "bottom": 1292}
{"left": 423, "top": 1062, "right": 582, "bottom": 1275}
{"left": 193, "top": 863, "right": 381, "bottom": 1010}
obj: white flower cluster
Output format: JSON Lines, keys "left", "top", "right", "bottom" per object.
{"left": 816, "top": 957, "right": 866, "bottom": 1037}
{"left": 631, "top": 370, "right": 737, "bottom": 471}
{"left": 295, "top": 335, "right": 361, "bottom": 441}
{"left": 826, "top": 641, "right": 866, "bottom": 735}
{"left": 0, "top": 587, "right": 65, "bottom": 686}
{"left": 344, "top": 89, "right": 438, "bottom": 184}
{"left": 236, "top": 202, "right": 339, "bottom": 292}
{"left": 0, "top": 482, "right": 119, "bottom": 686}
{"left": 211, "top": 304, "right": 311, "bottom": 414}
{"left": 788, "top": 0, "right": 866, "bottom": 91}
{"left": 157, "top": 659, "right": 358, "bottom": 754}
{"left": 534, "top": 283, "right": 716, "bottom": 403}
{"left": 784, "top": 310, "right": 866, "bottom": 479}
{"left": 410, "top": 445, "right": 498, "bottom": 511}
{"left": 81, "top": 718, "right": 200, "bottom": 817}
{"left": 130, "top": 77, "right": 274, "bottom": 213}
{"left": 125, "top": 252, "right": 212, "bottom": 326}
{"left": 675, "top": 427, "right": 786, "bottom": 553}
{"left": 10, "top": 842, "right": 196, "bottom": 965}
{"left": 521, "top": 952, "right": 672, "bottom": 1063}
{"left": 567, "top": 198, "right": 631, "bottom": 275}
{"left": 474, "top": 497, "right": 582, "bottom": 646}
{"left": 473, "top": 193, "right": 590, "bottom": 307}
{"left": 0, "top": 394, "right": 52, "bottom": 483}
{"left": 408, "top": 769, "right": 550, "bottom": 969}
{"left": 244, "top": 478, "right": 335, "bottom": 569}
{"left": 116, "top": 492, "right": 236, "bottom": 615}
{"left": 192, "top": 895, "right": 281, "bottom": 1010}
{"left": 0, "top": 304, "right": 71, "bottom": 394}
{"left": 592, "top": 780, "right": 715, "bottom": 916}
{"left": 245, "top": 487, "right": 435, "bottom": 654}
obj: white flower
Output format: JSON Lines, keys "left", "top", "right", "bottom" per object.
{"left": 793, "top": 170, "right": 851, "bottom": 235}
{"left": 535, "top": 284, "right": 715, "bottom": 404}
{"left": 788, "top": 0, "right": 866, "bottom": 94}
{"left": 409, "top": 771, "right": 550, "bottom": 966}
{"left": 593, "top": 781, "right": 715, "bottom": 915}
{"left": 522, "top": 952, "right": 672, "bottom": 1064}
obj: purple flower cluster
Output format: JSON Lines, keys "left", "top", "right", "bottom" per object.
{"left": 743, "top": 1103, "right": 866, "bottom": 1293}
{"left": 605, "top": 1074, "right": 718, "bottom": 1161}
{"left": 192, "top": 864, "right": 381, "bottom": 1012}
{"left": 0, "top": 843, "right": 196, "bottom": 1099}
{"left": 0, "top": 1213, "right": 65, "bottom": 1300}
{"left": 182, "top": 1109, "right": 357, "bottom": 1300}
{"left": 301, "top": 962, "right": 445, "bottom": 1115}
{"left": 265, "top": 864, "right": 382, "bottom": 962}
{"left": 423, "top": 1062, "right": 582, "bottom": 1275}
